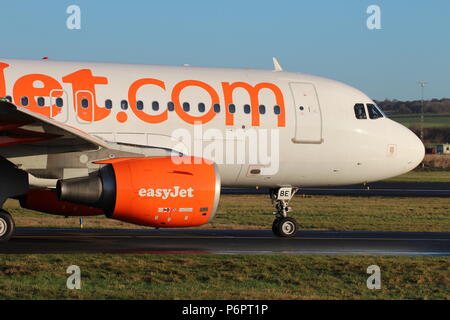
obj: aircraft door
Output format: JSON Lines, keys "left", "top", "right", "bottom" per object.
{"left": 289, "top": 82, "right": 323, "bottom": 144}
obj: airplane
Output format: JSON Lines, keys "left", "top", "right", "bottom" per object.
{"left": 0, "top": 57, "right": 424, "bottom": 241}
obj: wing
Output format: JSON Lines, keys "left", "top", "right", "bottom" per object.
{"left": 0, "top": 100, "right": 109, "bottom": 158}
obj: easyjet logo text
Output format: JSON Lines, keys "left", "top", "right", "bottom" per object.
{"left": 138, "top": 186, "right": 194, "bottom": 199}
{"left": 0, "top": 62, "right": 286, "bottom": 127}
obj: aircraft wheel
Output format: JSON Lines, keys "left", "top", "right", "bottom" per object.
{"left": 274, "top": 217, "right": 298, "bottom": 238}
{"left": 272, "top": 218, "right": 281, "bottom": 236}
{"left": 0, "top": 210, "right": 15, "bottom": 242}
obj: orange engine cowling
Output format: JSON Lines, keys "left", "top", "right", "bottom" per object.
{"left": 56, "top": 157, "right": 221, "bottom": 228}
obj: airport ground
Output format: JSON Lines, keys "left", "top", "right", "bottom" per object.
{"left": 0, "top": 254, "right": 448, "bottom": 299}
{"left": 4, "top": 194, "right": 450, "bottom": 232}
{"left": 4, "top": 160, "right": 449, "bottom": 231}
{"left": 5, "top": 184, "right": 449, "bottom": 232}
{"left": 0, "top": 170, "right": 448, "bottom": 300}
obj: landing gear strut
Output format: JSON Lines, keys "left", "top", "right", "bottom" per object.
{"left": 270, "top": 187, "right": 299, "bottom": 237}
{"left": 0, "top": 210, "right": 15, "bottom": 242}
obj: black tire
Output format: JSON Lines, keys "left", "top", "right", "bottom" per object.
{"left": 272, "top": 218, "right": 281, "bottom": 236}
{"left": 0, "top": 210, "right": 15, "bottom": 242}
{"left": 274, "top": 217, "right": 298, "bottom": 238}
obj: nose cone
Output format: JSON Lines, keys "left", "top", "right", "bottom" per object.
{"left": 399, "top": 128, "right": 425, "bottom": 172}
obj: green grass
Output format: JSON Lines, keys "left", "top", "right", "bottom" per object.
{"left": 389, "top": 113, "right": 450, "bottom": 128}
{"left": 0, "top": 254, "right": 448, "bottom": 300}
{"left": 385, "top": 171, "right": 450, "bottom": 183}
{"left": 212, "top": 195, "right": 450, "bottom": 232}
{"left": 5, "top": 194, "right": 450, "bottom": 232}
{"left": 2, "top": 193, "right": 449, "bottom": 300}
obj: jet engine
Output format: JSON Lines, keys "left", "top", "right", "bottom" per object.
{"left": 56, "top": 156, "right": 221, "bottom": 228}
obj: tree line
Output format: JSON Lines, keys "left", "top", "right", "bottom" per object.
{"left": 375, "top": 98, "right": 450, "bottom": 115}
{"left": 409, "top": 127, "right": 450, "bottom": 143}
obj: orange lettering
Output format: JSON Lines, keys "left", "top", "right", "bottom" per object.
{"left": 128, "top": 78, "right": 167, "bottom": 123}
{"left": 13, "top": 74, "right": 63, "bottom": 117}
{"left": 0, "top": 63, "right": 9, "bottom": 97}
{"left": 62, "top": 69, "right": 109, "bottom": 121}
{"left": 171, "top": 80, "right": 219, "bottom": 125}
{"left": 221, "top": 82, "right": 285, "bottom": 127}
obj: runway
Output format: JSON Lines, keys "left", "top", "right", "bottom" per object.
{"left": 1, "top": 228, "right": 449, "bottom": 256}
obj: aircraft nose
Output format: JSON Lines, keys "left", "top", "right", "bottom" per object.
{"left": 401, "top": 128, "right": 425, "bottom": 170}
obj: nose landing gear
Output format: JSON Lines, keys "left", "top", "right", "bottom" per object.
{"left": 270, "top": 187, "right": 299, "bottom": 237}
{"left": 0, "top": 210, "right": 15, "bottom": 242}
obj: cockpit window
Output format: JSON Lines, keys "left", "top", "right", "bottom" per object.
{"left": 367, "top": 104, "right": 384, "bottom": 119}
{"left": 354, "top": 104, "right": 367, "bottom": 119}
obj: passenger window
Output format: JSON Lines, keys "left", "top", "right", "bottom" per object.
{"left": 121, "top": 100, "right": 128, "bottom": 110}
{"left": 274, "top": 105, "right": 281, "bottom": 115}
{"left": 37, "top": 97, "right": 45, "bottom": 107}
{"left": 259, "top": 105, "right": 266, "bottom": 114}
{"left": 354, "top": 104, "right": 367, "bottom": 119}
{"left": 167, "top": 101, "right": 174, "bottom": 111}
{"left": 21, "top": 96, "right": 28, "bottom": 106}
{"left": 105, "top": 99, "right": 113, "bottom": 109}
{"left": 213, "top": 103, "right": 220, "bottom": 113}
{"left": 228, "top": 104, "right": 235, "bottom": 113}
{"left": 81, "top": 98, "right": 89, "bottom": 109}
{"left": 183, "top": 102, "right": 190, "bottom": 112}
{"left": 244, "top": 104, "right": 251, "bottom": 114}
{"left": 55, "top": 97, "right": 64, "bottom": 108}
{"left": 152, "top": 101, "right": 159, "bottom": 111}
{"left": 367, "top": 104, "right": 384, "bottom": 119}
{"left": 198, "top": 103, "right": 205, "bottom": 113}
{"left": 136, "top": 100, "right": 144, "bottom": 110}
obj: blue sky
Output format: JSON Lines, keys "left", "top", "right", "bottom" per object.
{"left": 1, "top": 0, "right": 449, "bottom": 100}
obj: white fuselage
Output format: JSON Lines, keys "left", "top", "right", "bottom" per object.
{"left": 0, "top": 58, "right": 425, "bottom": 188}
